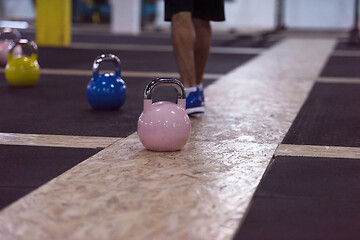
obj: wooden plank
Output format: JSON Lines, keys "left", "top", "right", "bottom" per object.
{"left": 317, "top": 77, "right": 360, "bottom": 84}
{"left": 0, "top": 133, "right": 120, "bottom": 149}
{"left": 276, "top": 144, "right": 360, "bottom": 159}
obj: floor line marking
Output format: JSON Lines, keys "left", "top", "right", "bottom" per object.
{"left": 317, "top": 77, "right": 360, "bottom": 84}
{"left": 69, "top": 42, "right": 265, "bottom": 55}
{"left": 0, "top": 68, "right": 223, "bottom": 80}
{"left": 275, "top": 144, "right": 360, "bottom": 159}
{"left": 0, "top": 133, "right": 121, "bottom": 149}
{"left": 332, "top": 50, "right": 360, "bottom": 57}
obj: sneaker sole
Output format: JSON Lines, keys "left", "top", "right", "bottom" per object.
{"left": 186, "top": 106, "right": 204, "bottom": 115}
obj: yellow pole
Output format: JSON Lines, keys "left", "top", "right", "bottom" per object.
{"left": 36, "top": 0, "right": 72, "bottom": 47}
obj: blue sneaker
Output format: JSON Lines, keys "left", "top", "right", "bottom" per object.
{"left": 186, "top": 90, "right": 204, "bottom": 115}
{"left": 197, "top": 87, "right": 205, "bottom": 106}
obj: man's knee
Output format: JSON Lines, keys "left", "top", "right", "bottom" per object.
{"left": 171, "top": 11, "right": 192, "bottom": 22}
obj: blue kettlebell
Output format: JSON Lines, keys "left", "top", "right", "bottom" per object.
{"left": 86, "top": 54, "right": 126, "bottom": 110}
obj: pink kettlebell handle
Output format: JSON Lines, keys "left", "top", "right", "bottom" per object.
{"left": 0, "top": 28, "right": 21, "bottom": 42}
{"left": 8, "top": 39, "right": 38, "bottom": 56}
{"left": 143, "top": 78, "right": 186, "bottom": 110}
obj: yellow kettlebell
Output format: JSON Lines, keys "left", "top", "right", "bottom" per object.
{"left": 5, "top": 39, "right": 40, "bottom": 87}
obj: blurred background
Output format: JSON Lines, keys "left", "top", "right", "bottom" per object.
{"left": 0, "top": 0, "right": 357, "bottom": 35}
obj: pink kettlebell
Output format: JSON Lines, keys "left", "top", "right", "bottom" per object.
{"left": 0, "top": 28, "right": 22, "bottom": 66}
{"left": 138, "top": 78, "right": 191, "bottom": 151}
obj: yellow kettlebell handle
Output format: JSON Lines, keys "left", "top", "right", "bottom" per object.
{"left": 8, "top": 39, "right": 38, "bottom": 62}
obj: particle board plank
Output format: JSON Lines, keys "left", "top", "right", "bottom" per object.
{"left": 317, "top": 77, "right": 360, "bottom": 84}
{"left": 276, "top": 144, "right": 360, "bottom": 159}
{"left": 0, "top": 133, "right": 120, "bottom": 149}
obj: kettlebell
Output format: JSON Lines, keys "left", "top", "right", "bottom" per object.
{"left": 137, "top": 78, "right": 191, "bottom": 152}
{"left": 86, "top": 53, "right": 127, "bottom": 110}
{"left": 5, "top": 39, "right": 40, "bottom": 87}
{"left": 0, "top": 28, "right": 22, "bottom": 66}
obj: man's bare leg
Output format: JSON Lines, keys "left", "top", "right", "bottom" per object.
{"left": 193, "top": 17, "right": 211, "bottom": 86}
{"left": 171, "top": 12, "right": 197, "bottom": 88}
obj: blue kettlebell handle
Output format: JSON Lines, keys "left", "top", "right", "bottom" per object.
{"left": 144, "top": 78, "right": 186, "bottom": 100}
{"left": 92, "top": 54, "right": 121, "bottom": 80}
{"left": 8, "top": 39, "right": 38, "bottom": 55}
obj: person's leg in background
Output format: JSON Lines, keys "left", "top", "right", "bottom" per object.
{"left": 193, "top": 17, "right": 211, "bottom": 104}
{"left": 165, "top": 0, "right": 225, "bottom": 115}
{"left": 192, "top": 0, "right": 224, "bottom": 106}
{"left": 171, "top": 12, "right": 196, "bottom": 89}
{"left": 171, "top": 11, "right": 204, "bottom": 115}
{"left": 166, "top": 0, "right": 204, "bottom": 115}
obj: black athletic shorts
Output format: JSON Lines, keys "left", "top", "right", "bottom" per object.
{"left": 164, "top": 0, "right": 225, "bottom": 22}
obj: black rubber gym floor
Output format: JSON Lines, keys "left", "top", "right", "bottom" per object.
{"left": 335, "top": 40, "right": 360, "bottom": 51}
{"left": 320, "top": 40, "right": 360, "bottom": 78}
{"left": 234, "top": 40, "right": 360, "bottom": 239}
{"left": 233, "top": 156, "right": 360, "bottom": 240}
{"left": 0, "top": 144, "right": 100, "bottom": 210}
{"left": 254, "top": 156, "right": 360, "bottom": 199}
{"left": 37, "top": 47, "right": 256, "bottom": 74}
{"left": 282, "top": 82, "right": 360, "bottom": 147}
{"left": 320, "top": 56, "right": 360, "bottom": 78}
{"left": 20, "top": 31, "right": 278, "bottom": 48}
{"left": 0, "top": 74, "right": 215, "bottom": 137}
{"left": 237, "top": 197, "right": 360, "bottom": 240}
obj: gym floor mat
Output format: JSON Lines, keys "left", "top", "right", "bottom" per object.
{"left": 0, "top": 187, "right": 35, "bottom": 211}
{"left": 36, "top": 47, "right": 256, "bottom": 74}
{"left": 0, "top": 74, "right": 215, "bottom": 137}
{"left": 319, "top": 56, "right": 360, "bottom": 78}
{"left": 282, "top": 82, "right": 360, "bottom": 147}
{"left": 255, "top": 156, "right": 360, "bottom": 199}
{"left": 0, "top": 144, "right": 100, "bottom": 210}
{"left": 335, "top": 41, "right": 360, "bottom": 51}
{"left": 234, "top": 155, "right": 360, "bottom": 240}
{"left": 20, "top": 31, "right": 278, "bottom": 48}
{"left": 233, "top": 197, "right": 360, "bottom": 240}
